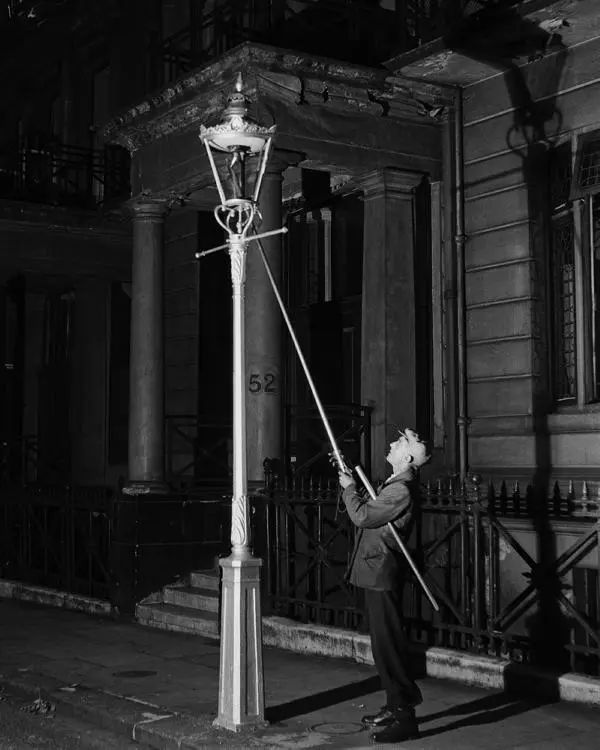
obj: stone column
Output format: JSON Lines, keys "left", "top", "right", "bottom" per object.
{"left": 245, "top": 152, "right": 297, "bottom": 484}
{"left": 124, "top": 199, "right": 168, "bottom": 494}
{"left": 359, "top": 168, "right": 423, "bottom": 480}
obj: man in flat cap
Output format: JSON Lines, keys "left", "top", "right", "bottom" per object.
{"left": 337, "top": 428, "right": 429, "bottom": 743}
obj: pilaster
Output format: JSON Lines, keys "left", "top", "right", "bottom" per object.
{"left": 359, "top": 168, "right": 424, "bottom": 480}
{"left": 245, "top": 150, "right": 301, "bottom": 483}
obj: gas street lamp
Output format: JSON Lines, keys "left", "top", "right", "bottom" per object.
{"left": 197, "top": 73, "right": 284, "bottom": 732}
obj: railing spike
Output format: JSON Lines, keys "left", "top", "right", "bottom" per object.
{"left": 582, "top": 481, "right": 588, "bottom": 500}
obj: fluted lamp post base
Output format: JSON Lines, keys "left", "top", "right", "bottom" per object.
{"left": 213, "top": 554, "right": 267, "bottom": 732}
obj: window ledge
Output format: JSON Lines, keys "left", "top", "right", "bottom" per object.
{"left": 547, "top": 406, "right": 600, "bottom": 433}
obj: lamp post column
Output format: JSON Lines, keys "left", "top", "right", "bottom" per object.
{"left": 214, "top": 232, "right": 266, "bottom": 732}
{"left": 124, "top": 199, "right": 169, "bottom": 495}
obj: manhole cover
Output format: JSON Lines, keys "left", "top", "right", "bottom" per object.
{"left": 112, "top": 670, "right": 157, "bottom": 678}
{"left": 309, "top": 722, "right": 365, "bottom": 735}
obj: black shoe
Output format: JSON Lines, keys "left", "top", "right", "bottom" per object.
{"left": 361, "top": 706, "right": 396, "bottom": 727}
{"left": 370, "top": 709, "right": 419, "bottom": 743}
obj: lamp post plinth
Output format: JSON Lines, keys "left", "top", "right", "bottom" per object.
{"left": 214, "top": 554, "right": 266, "bottom": 732}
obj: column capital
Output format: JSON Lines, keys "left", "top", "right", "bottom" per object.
{"left": 128, "top": 196, "right": 169, "bottom": 220}
{"left": 357, "top": 168, "right": 424, "bottom": 199}
{"left": 265, "top": 148, "right": 304, "bottom": 176}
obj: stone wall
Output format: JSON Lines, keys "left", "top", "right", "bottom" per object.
{"left": 462, "top": 39, "right": 600, "bottom": 482}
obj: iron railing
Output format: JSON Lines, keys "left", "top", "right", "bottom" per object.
{"left": 253, "top": 475, "right": 365, "bottom": 630}
{"left": 165, "top": 415, "right": 232, "bottom": 488}
{"left": 165, "top": 404, "right": 370, "bottom": 486}
{"left": 285, "top": 403, "right": 372, "bottom": 479}
{"left": 0, "top": 484, "right": 113, "bottom": 601}
{"left": 0, "top": 140, "right": 130, "bottom": 208}
{"left": 254, "top": 475, "right": 600, "bottom": 676}
{"left": 111, "top": 487, "right": 232, "bottom": 610}
{"left": 0, "top": 481, "right": 233, "bottom": 611}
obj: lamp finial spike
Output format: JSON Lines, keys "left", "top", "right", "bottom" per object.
{"left": 236, "top": 72, "right": 243, "bottom": 93}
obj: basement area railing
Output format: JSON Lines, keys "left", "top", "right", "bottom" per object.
{"left": 0, "top": 482, "right": 232, "bottom": 613}
{"left": 253, "top": 475, "right": 600, "bottom": 677}
{"left": 0, "top": 484, "right": 113, "bottom": 601}
{"left": 165, "top": 415, "right": 232, "bottom": 488}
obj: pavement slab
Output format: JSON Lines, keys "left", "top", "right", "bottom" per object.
{"left": 1, "top": 599, "right": 600, "bottom": 749}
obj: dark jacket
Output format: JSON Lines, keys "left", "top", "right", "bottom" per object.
{"left": 342, "top": 469, "right": 418, "bottom": 591}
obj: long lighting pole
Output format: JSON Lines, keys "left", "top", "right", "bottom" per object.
{"left": 198, "top": 74, "right": 284, "bottom": 732}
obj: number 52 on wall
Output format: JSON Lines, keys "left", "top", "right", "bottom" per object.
{"left": 248, "top": 372, "right": 278, "bottom": 394}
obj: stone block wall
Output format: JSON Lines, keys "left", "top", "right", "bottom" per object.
{"left": 462, "top": 38, "right": 600, "bottom": 482}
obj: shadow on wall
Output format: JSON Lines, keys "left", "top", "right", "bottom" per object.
{"left": 444, "top": 1, "right": 570, "bottom": 670}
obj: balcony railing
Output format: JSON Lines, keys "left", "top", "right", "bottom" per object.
{"left": 150, "top": 0, "right": 466, "bottom": 86}
{"left": 0, "top": 139, "right": 130, "bottom": 209}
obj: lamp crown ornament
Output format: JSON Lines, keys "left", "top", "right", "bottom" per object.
{"left": 200, "top": 73, "right": 276, "bottom": 236}
{"left": 200, "top": 73, "right": 276, "bottom": 155}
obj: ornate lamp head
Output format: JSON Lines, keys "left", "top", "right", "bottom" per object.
{"left": 200, "top": 73, "right": 276, "bottom": 237}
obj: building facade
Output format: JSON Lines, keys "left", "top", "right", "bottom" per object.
{"left": 1, "top": 0, "right": 598, "bottom": 674}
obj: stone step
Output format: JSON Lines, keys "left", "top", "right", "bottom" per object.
{"left": 189, "top": 570, "right": 220, "bottom": 591}
{"left": 163, "top": 585, "right": 219, "bottom": 613}
{"left": 136, "top": 602, "right": 219, "bottom": 639}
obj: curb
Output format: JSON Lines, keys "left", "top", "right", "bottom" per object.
{"left": 0, "top": 579, "right": 113, "bottom": 617}
{"left": 0, "top": 670, "right": 264, "bottom": 749}
{"left": 261, "top": 617, "right": 600, "bottom": 706}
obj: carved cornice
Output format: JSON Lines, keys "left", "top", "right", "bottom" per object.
{"left": 103, "top": 42, "right": 451, "bottom": 153}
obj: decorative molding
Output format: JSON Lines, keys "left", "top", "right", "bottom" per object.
{"left": 103, "top": 42, "right": 449, "bottom": 152}
{"left": 230, "top": 493, "right": 248, "bottom": 548}
{"left": 229, "top": 244, "right": 247, "bottom": 288}
{"left": 130, "top": 197, "right": 170, "bottom": 220}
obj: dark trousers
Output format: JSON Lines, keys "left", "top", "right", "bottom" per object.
{"left": 365, "top": 587, "right": 422, "bottom": 710}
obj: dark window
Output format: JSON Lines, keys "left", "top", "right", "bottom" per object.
{"left": 550, "top": 218, "right": 576, "bottom": 400}
{"left": 108, "top": 283, "right": 130, "bottom": 465}
{"left": 578, "top": 137, "right": 600, "bottom": 191}
{"left": 548, "top": 135, "right": 600, "bottom": 405}
{"left": 548, "top": 143, "right": 576, "bottom": 402}
{"left": 590, "top": 195, "right": 600, "bottom": 400}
